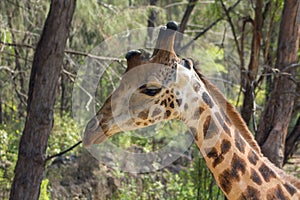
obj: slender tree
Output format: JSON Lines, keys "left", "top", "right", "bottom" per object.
{"left": 240, "top": 0, "right": 263, "bottom": 126}
{"left": 9, "top": 0, "right": 76, "bottom": 199}
{"left": 256, "top": 0, "right": 300, "bottom": 168}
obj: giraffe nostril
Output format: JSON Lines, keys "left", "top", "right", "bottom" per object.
{"left": 86, "top": 117, "right": 99, "bottom": 131}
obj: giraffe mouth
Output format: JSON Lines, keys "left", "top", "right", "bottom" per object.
{"left": 82, "top": 120, "right": 108, "bottom": 147}
{"left": 82, "top": 115, "right": 112, "bottom": 147}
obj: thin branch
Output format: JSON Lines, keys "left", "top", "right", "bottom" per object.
{"left": 257, "top": 63, "right": 300, "bottom": 87}
{"left": 179, "top": 0, "right": 198, "bottom": 34}
{"left": 65, "top": 49, "right": 126, "bottom": 62}
{"left": 46, "top": 141, "right": 82, "bottom": 162}
{"left": 0, "top": 40, "right": 35, "bottom": 49}
{"left": 164, "top": 1, "right": 189, "bottom": 8}
{"left": 282, "top": 63, "right": 300, "bottom": 72}
{"left": 179, "top": 0, "right": 242, "bottom": 51}
{"left": 0, "top": 66, "right": 15, "bottom": 73}
{"left": 0, "top": 41, "right": 126, "bottom": 62}
{"left": 219, "top": 0, "right": 242, "bottom": 58}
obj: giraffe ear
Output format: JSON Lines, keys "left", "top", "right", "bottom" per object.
{"left": 125, "top": 50, "right": 142, "bottom": 72}
{"left": 181, "top": 58, "right": 193, "bottom": 70}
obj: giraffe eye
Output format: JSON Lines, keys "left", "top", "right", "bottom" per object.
{"left": 140, "top": 85, "right": 162, "bottom": 96}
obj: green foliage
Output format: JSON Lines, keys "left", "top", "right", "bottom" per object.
{"left": 0, "top": 120, "right": 24, "bottom": 198}
{"left": 47, "top": 114, "right": 81, "bottom": 156}
{"left": 39, "top": 179, "right": 51, "bottom": 200}
{"left": 1, "top": 0, "right": 299, "bottom": 199}
{"left": 106, "top": 146, "right": 223, "bottom": 200}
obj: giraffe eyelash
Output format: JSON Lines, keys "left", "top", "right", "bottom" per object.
{"left": 139, "top": 84, "right": 162, "bottom": 96}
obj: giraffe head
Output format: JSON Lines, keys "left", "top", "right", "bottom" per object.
{"left": 83, "top": 22, "right": 206, "bottom": 147}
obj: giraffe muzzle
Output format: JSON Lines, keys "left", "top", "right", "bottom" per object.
{"left": 82, "top": 115, "right": 108, "bottom": 147}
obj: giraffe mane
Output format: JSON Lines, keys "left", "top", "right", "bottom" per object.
{"left": 193, "top": 66, "right": 262, "bottom": 155}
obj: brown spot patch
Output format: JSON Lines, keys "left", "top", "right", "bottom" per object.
{"left": 205, "top": 147, "right": 218, "bottom": 159}
{"left": 193, "top": 97, "right": 199, "bottom": 102}
{"left": 218, "top": 155, "right": 246, "bottom": 194}
{"left": 218, "top": 169, "right": 235, "bottom": 194}
{"left": 135, "top": 122, "right": 142, "bottom": 126}
{"left": 164, "top": 110, "right": 171, "bottom": 119}
{"left": 221, "top": 109, "right": 232, "bottom": 126}
{"left": 248, "top": 150, "right": 259, "bottom": 165}
{"left": 222, "top": 123, "right": 231, "bottom": 136}
{"left": 250, "top": 168, "right": 262, "bottom": 185}
{"left": 203, "top": 115, "right": 211, "bottom": 137}
{"left": 212, "top": 155, "right": 224, "bottom": 168}
{"left": 138, "top": 110, "right": 149, "bottom": 120}
{"left": 189, "top": 127, "right": 198, "bottom": 139}
{"left": 204, "top": 118, "right": 219, "bottom": 139}
{"left": 231, "top": 153, "right": 246, "bottom": 176}
{"left": 176, "top": 99, "right": 182, "bottom": 107}
{"left": 238, "top": 186, "right": 261, "bottom": 200}
{"left": 221, "top": 139, "right": 231, "bottom": 155}
{"left": 151, "top": 108, "right": 162, "bottom": 117}
{"left": 215, "top": 112, "right": 231, "bottom": 135}
{"left": 205, "top": 141, "right": 231, "bottom": 168}
{"left": 184, "top": 103, "right": 188, "bottom": 111}
{"left": 160, "top": 99, "right": 167, "bottom": 107}
{"left": 173, "top": 111, "right": 179, "bottom": 116}
{"left": 235, "top": 130, "right": 246, "bottom": 153}
{"left": 283, "top": 183, "right": 296, "bottom": 196}
{"left": 202, "top": 92, "right": 214, "bottom": 108}
{"left": 215, "top": 112, "right": 223, "bottom": 125}
{"left": 193, "top": 106, "right": 204, "bottom": 120}
{"left": 193, "top": 82, "right": 201, "bottom": 92}
{"left": 204, "top": 147, "right": 224, "bottom": 168}
{"left": 258, "top": 163, "right": 276, "bottom": 182}
{"left": 170, "top": 101, "right": 175, "bottom": 108}
{"left": 267, "top": 185, "right": 289, "bottom": 200}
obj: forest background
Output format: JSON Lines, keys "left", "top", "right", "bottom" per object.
{"left": 0, "top": 0, "right": 299, "bottom": 199}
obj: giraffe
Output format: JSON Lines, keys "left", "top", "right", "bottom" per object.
{"left": 82, "top": 21, "right": 300, "bottom": 199}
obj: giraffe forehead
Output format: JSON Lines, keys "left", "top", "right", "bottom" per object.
{"left": 120, "top": 63, "right": 177, "bottom": 88}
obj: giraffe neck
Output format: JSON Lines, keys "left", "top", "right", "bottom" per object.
{"left": 180, "top": 78, "right": 300, "bottom": 200}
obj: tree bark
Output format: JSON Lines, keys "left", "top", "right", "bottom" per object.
{"left": 240, "top": 0, "right": 263, "bottom": 126}
{"left": 60, "top": 72, "right": 66, "bottom": 117}
{"left": 175, "top": 0, "right": 198, "bottom": 50}
{"left": 284, "top": 117, "right": 300, "bottom": 164}
{"left": 0, "top": 96, "right": 2, "bottom": 124}
{"left": 147, "top": 0, "right": 158, "bottom": 43}
{"left": 256, "top": 0, "right": 300, "bottom": 168}
{"left": 9, "top": 0, "right": 76, "bottom": 199}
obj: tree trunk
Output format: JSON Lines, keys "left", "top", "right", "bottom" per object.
{"left": 256, "top": 0, "right": 300, "bottom": 168}
{"left": 0, "top": 96, "right": 2, "bottom": 124}
{"left": 284, "top": 117, "right": 300, "bottom": 164}
{"left": 60, "top": 72, "right": 66, "bottom": 117}
{"left": 6, "top": 1, "right": 27, "bottom": 118}
{"left": 147, "top": 0, "right": 158, "bottom": 43}
{"left": 9, "top": 0, "right": 76, "bottom": 199}
{"left": 240, "top": 0, "right": 263, "bottom": 125}
{"left": 175, "top": 0, "right": 198, "bottom": 50}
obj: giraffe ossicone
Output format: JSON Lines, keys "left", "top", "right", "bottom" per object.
{"left": 82, "top": 21, "right": 300, "bottom": 199}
